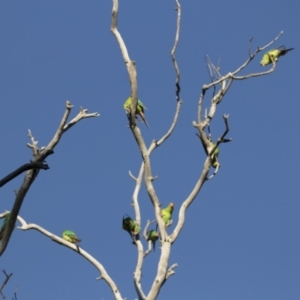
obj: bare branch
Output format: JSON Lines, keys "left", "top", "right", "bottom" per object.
{"left": 111, "top": 0, "right": 137, "bottom": 126}
{"left": 169, "top": 158, "right": 209, "bottom": 244}
{"left": 143, "top": 241, "right": 153, "bottom": 258}
{"left": 248, "top": 37, "right": 254, "bottom": 57}
{"left": 128, "top": 171, "right": 137, "bottom": 181}
{"left": 133, "top": 261, "right": 146, "bottom": 300}
{"left": 130, "top": 164, "right": 146, "bottom": 299}
{"left": 16, "top": 215, "right": 124, "bottom": 300}
{"left": 146, "top": 3, "right": 183, "bottom": 299}
{"left": 165, "top": 263, "right": 178, "bottom": 280}
{"left": 44, "top": 101, "right": 99, "bottom": 151}
{"left": 110, "top": 3, "right": 148, "bottom": 299}
{"left": 195, "top": 31, "right": 283, "bottom": 135}
{"left": 171, "top": 0, "right": 181, "bottom": 103}
{"left": 132, "top": 238, "right": 146, "bottom": 299}
{"left": 202, "top": 31, "right": 283, "bottom": 91}
{"left": 147, "top": 242, "right": 172, "bottom": 299}
{"left": 0, "top": 102, "right": 98, "bottom": 257}
{"left": 146, "top": 0, "right": 184, "bottom": 147}
{"left": 131, "top": 166, "right": 143, "bottom": 229}
{"left": 62, "top": 107, "right": 99, "bottom": 132}
{"left": 257, "top": 30, "right": 284, "bottom": 51}
{"left": 154, "top": 98, "right": 182, "bottom": 148}
{"left": 231, "top": 61, "right": 276, "bottom": 80}
{"left": 12, "top": 286, "right": 18, "bottom": 300}
{"left": 171, "top": 114, "right": 233, "bottom": 243}
{"left": 0, "top": 168, "right": 38, "bottom": 256}
{"left": 27, "top": 130, "right": 40, "bottom": 156}
{"left": 0, "top": 162, "right": 50, "bottom": 188}
{"left": 0, "top": 270, "right": 13, "bottom": 294}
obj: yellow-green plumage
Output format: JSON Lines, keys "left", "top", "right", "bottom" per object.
{"left": 161, "top": 203, "right": 174, "bottom": 227}
{"left": 0, "top": 213, "right": 11, "bottom": 241}
{"left": 147, "top": 229, "right": 159, "bottom": 251}
{"left": 209, "top": 142, "right": 220, "bottom": 168}
{"left": 123, "top": 97, "right": 149, "bottom": 129}
{"left": 62, "top": 230, "right": 81, "bottom": 244}
{"left": 260, "top": 46, "right": 294, "bottom": 66}
{"left": 122, "top": 215, "right": 140, "bottom": 235}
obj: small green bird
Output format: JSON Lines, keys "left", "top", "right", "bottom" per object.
{"left": 62, "top": 230, "right": 81, "bottom": 244}
{"left": 122, "top": 215, "right": 140, "bottom": 236}
{"left": 123, "top": 97, "right": 150, "bottom": 129}
{"left": 160, "top": 203, "right": 174, "bottom": 227}
{"left": 260, "top": 46, "right": 294, "bottom": 66}
{"left": 0, "top": 213, "right": 11, "bottom": 241}
{"left": 147, "top": 230, "right": 159, "bottom": 251}
{"left": 209, "top": 142, "right": 220, "bottom": 169}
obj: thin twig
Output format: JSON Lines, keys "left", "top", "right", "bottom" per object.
{"left": 0, "top": 270, "right": 12, "bottom": 293}
{"left": 12, "top": 286, "right": 18, "bottom": 300}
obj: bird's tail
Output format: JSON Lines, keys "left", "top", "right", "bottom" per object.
{"left": 284, "top": 47, "right": 294, "bottom": 53}
{"left": 281, "top": 47, "right": 294, "bottom": 55}
{"left": 139, "top": 111, "right": 150, "bottom": 130}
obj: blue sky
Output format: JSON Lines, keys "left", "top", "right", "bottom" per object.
{"left": 0, "top": 1, "right": 299, "bottom": 299}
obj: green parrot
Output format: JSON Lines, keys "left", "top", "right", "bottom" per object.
{"left": 123, "top": 97, "right": 150, "bottom": 129}
{"left": 195, "top": 133, "right": 220, "bottom": 168}
{"left": 260, "top": 46, "right": 294, "bottom": 66}
{"left": 122, "top": 215, "right": 140, "bottom": 236}
{"left": 209, "top": 142, "right": 220, "bottom": 169}
{"left": 0, "top": 213, "right": 11, "bottom": 241}
{"left": 147, "top": 229, "right": 159, "bottom": 251}
{"left": 160, "top": 203, "right": 174, "bottom": 227}
{"left": 62, "top": 230, "right": 81, "bottom": 244}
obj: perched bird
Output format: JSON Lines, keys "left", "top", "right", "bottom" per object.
{"left": 260, "top": 46, "right": 294, "bottom": 66}
{"left": 123, "top": 97, "right": 150, "bottom": 129}
{"left": 195, "top": 133, "right": 220, "bottom": 168}
{"left": 160, "top": 203, "right": 174, "bottom": 227}
{"left": 122, "top": 215, "right": 140, "bottom": 236}
{"left": 147, "top": 230, "right": 159, "bottom": 251}
{"left": 209, "top": 142, "right": 220, "bottom": 169}
{"left": 0, "top": 213, "right": 11, "bottom": 241}
{"left": 62, "top": 230, "right": 81, "bottom": 244}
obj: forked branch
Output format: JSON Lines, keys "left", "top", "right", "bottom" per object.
{"left": 202, "top": 31, "right": 283, "bottom": 91}
{"left": 0, "top": 102, "right": 99, "bottom": 256}
{"left": 0, "top": 270, "right": 13, "bottom": 299}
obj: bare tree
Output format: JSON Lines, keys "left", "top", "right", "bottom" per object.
{"left": 0, "top": 1, "right": 286, "bottom": 299}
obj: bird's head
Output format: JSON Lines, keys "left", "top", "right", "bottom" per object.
{"left": 169, "top": 203, "right": 174, "bottom": 212}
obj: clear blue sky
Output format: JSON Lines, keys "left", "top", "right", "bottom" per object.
{"left": 0, "top": 1, "right": 299, "bottom": 299}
